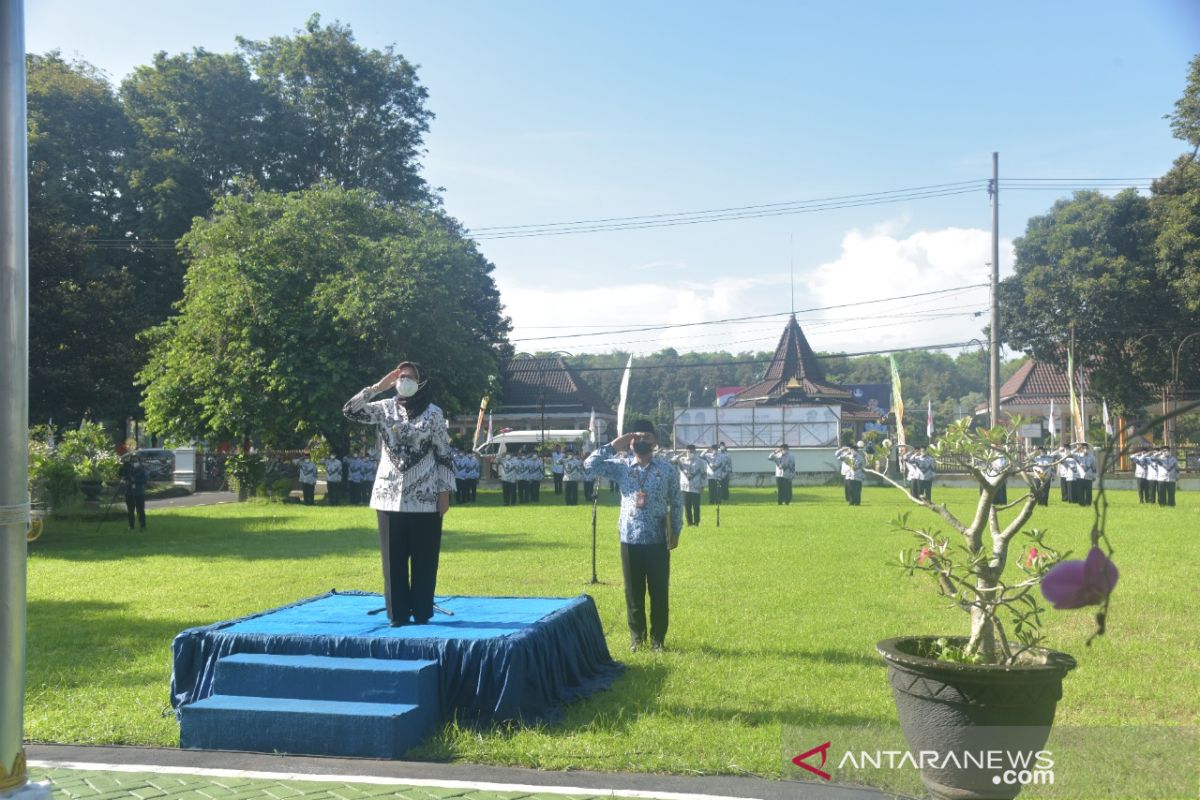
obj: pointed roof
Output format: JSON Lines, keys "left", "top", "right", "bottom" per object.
{"left": 500, "top": 355, "right": 613, "bottom": 415}
{"left": 727, "top": 316, "right": 852, "bottom": 407}
{"left": 997, "top": 359, "right": 1093, "bottom": 407}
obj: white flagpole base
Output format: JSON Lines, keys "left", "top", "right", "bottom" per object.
{"left": 0, "top": 781, "right": 53, "bottom": 799}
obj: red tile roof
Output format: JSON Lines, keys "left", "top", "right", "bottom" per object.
{"left": 500, "top": 355, "right": 612, "bottom": 415}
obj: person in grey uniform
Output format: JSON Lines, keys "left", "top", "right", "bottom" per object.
{"left": 671, "top": 444, "right": 707, "bottom": 524}
{"left": 768, "top": 443, "right": 796, "bottom": 505}
{"left": 324, "top": 453, "right": 344, "bottom": 505}
{"left": 835, "top": 442, "right": 865, "bottom": 506}
{"left": 294, "top": 451, "right": 318, "bottom": 505}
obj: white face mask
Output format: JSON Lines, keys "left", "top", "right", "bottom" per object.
{"left": 395, "top": 377, "right": 420, "bottom": 398}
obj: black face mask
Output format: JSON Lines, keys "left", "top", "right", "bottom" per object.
{"left": 633, "top": 441, "right": 654, "bottom": 456}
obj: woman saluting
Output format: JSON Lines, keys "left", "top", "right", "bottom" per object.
{"left": 344, "top": 362, "right": 455, "bottom": 626}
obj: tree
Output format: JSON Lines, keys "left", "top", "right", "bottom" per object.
{"left": 236, "top": 14, "right": 433, "bottom": 203}
{"left": 999, "top": 189, "right": 1169, "bottom": 413}
{"left": 138, "top": 184, "right": 510, "bottom": 450}
{"left": 27, "top": 53, "right": 145, "bottom": 424}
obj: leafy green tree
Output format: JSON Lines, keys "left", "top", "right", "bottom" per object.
{"left": 27, "top": 53, "right": 146, "bottom": 424}
{"left": 999, "top": 189, "right": 1168, "bottom": 412}
{"left": 139, "top": 184, "right": 510, "bottom": 450}
{"left": 1153, "top": 53, "right": 1200, "bottom": 318}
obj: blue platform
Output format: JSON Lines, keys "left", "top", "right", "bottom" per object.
{"left": 172, "top": 591, "right": 622, "bottom": 757}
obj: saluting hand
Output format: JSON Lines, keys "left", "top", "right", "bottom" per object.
{"left": 372, "top": 366, "right": 406, "bottom": 394}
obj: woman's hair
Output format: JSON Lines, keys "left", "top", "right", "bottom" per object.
{"left": 395, "top": 361, "right": 433, "bottom": 417}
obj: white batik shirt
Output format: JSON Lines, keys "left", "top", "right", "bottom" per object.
{"left": 343, "top": 387, "right": 456, "bottom": 512}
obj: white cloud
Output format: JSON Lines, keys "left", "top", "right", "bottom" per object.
{"left": 495, "top": 225, "right": 1015, "bottom": 357}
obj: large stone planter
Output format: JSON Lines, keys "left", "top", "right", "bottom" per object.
{"left": 877, "top": 636, "right": 1076, "bottom": 800}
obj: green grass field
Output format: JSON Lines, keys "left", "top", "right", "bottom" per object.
{"left": 24, "top": 484, "right": 1200, "bottom": 777}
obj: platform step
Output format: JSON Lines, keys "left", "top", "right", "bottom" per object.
{"left": 180, "top": 695, "right": 435, "bottom": 758}
{"left": 213, "top": 653, "right": 438, "bottom": 706}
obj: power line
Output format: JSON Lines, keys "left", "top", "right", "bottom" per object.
{"left": 509, "top": 283, "right": 987, "bottom": 343}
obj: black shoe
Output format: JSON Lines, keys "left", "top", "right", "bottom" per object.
{"left": 650, "top": 639, "right": 665, "bottom": 653}
{"left": 630, "top": 634, "right": 643, "bottom": 652}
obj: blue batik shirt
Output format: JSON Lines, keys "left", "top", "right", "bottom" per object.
{"left": 585, "top": 444, "right": 684, "bottom": 545}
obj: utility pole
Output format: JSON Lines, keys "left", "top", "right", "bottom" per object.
{"left": 0, "top": 1, "right": 49, "bottom": 796}
{"left": 989, "top": 152, "right": 1001, "bottom": 428}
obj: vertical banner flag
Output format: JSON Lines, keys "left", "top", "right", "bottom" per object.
{"left": 616, "top": 355, "right": 633, "bottom": 437}
{"left": 486, "top": 411, "right": 493, "bottom": 445}
{"left": 890, "top": 356, "right": 907, "bottom": 446}
{"left": 588, "top": 407, "right": 597, "bottom": 447}
{"left": 1067, "top": 348, "right": 1083, "bottom": 443}
{"left": 1048, "top": 398, "right": 1056, "bottom": 443}
{"left": 1103, "top": 399, "right": 1112, "bottom": 437}
{"left": 471, "top": 395, "right": 490, "bottom": 450}
{"left": 926, "top": 399, "right": 934, "bottom": 439}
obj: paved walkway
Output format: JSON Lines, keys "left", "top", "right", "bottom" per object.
{"left": 146, "top": 491, "right": 238, "bottom": 510}
{"left": 25, "top": 745, "right": 897, "bottom": 800}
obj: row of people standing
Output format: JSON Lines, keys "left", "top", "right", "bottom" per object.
{"left": 496, "top": 448, "right": 554, "bottom": 505}
{"left": 451, "top": 448, "right": 481, "bottom": 504}
{"left": 1131, "top": 447, "right": 1179, "bottom": 507}
{"left": 291, "top": 452, "right": 378, "bottom": 506}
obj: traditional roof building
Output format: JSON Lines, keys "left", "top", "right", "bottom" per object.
{"left": 673, "top": 315, "right": 878, "bottom": 448}
{"left": 449, "top": 354, "right": 615, "bottom": 443}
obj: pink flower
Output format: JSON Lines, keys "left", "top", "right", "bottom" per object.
{"left": 1040, "top": 547, "right": 1119, "bottom": 610}
{"left": 1025, "top": 547, "right": 1040, "bottom": 568}
{"left": 918, "top": 546, "right": 932, "bottom": 565}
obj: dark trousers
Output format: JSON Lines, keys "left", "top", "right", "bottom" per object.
{"left": 708, "top": 479, "right": 721, "bottom": 504}
{"left": 994, "top": 481, "right": 1008, "bottom": 506}
{"left": 776, "top": 477, "right": 793, "bottom": 504}
{"left": 1034, "top": 478, "right": 1050, "bottom": 506}
{"left": 466, "top": 478, "right": 478, "bottom": 502}
{"left": 553, "top": 472, "right": 563, "bottom": 494}
{"left": 352, "top": 481, "right": 367, "bottom": 504}
{"left": 584, "top": 480, "right": 595, "bottom": 501}
{"left": 620, "top": 542, "right": 670, "bottom": 645}
{"left": 1158, "top": 481, "right": 1176, "bottom": 507}
{"left": 1137, "top": 478, "right": 1150, "bottom": 503}
{"left": 125, "top": 494, "right": 146, "bottom": 529}
{"left": 920, "top": 479, "right": 932, "bottom": 503}
{"left": 721, "top": 476, "right": 731, "bottom": 501}
{"left": 1075, "top": 479, "right": 1093, "bottom": 507}
{"left": 844, "top": 479, "right": 862, "bottom": 505}
{"left": 1061, "top": 479, "right": 1072, "bottom": 503}
{"left": 565, "top": 481, "right": 579, "bottom": 505}
{"left": 517, "top": 480, "right": 530, "bottom": 503}
{"left": 531, "top": 480, "right": 542, "bottom": 502}
{"left": 502, "top": 481, "right": 517, "bottom": 506}
{"left": 683, "top": 491, "right": 701, "bottom": 525}
{"left": 377, "top": 510, "right": 442, "bottom": 626}
{"left": 454, "top": 481, "right": 466, "bottom": 504}
{"left": 326, "top": 482, "right": 340, "bottom": 506}
{"left": 301, "top": 483, "right": 315, "bottom": 505}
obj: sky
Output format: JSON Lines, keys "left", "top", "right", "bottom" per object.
{"left": 26, "top": 1, "right": 1200, "bottom": 359}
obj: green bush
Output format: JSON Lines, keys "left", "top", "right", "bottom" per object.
{"left": 57, "top": 421, "right": 120, "bottom": 482}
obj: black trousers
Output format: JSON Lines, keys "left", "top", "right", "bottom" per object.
{"left": 584, "top": 480, "right": 595, "bottom": 501}
{"left": 1034, "top": 478, "right": 1050, "bottom": 506}
{"left": 301, "top": 483, "right": 315, "bottom": 505}
{"left": 620, "top": 542, "right": 670, "bottom": 644}
{"left": 776, "top": 477, "right": 793, "bottom": 504}
{"left": 377, "top": 510, "right": 442, "bottom": 626}
{"left": 920, "top": 479, "right": 932, "bottom": 503}
{"left": 1137, "top": 478, "right": 1149, "bottom": 503}
{"left": 565, "top": 481, "right": 579, "bottom": 505}
{"left": 326, "top": 482, "right": 340, "bottom": 506}
{"left": 1061, "top": 479, "right": 1072, "bottom": 503}
{"left": 844, "top": 479, "right": 862, "bottom": 505}
{"left": 466, "top": 478, "right": 478, "bottom": 502}
{"left": 531, "top": 480, "right": 542, "bottom": 502}
{"left": 125, "top": 494, "right": 146, "bottom": 529}
{"left": 683, "top": 491, "right": 701, "bottom": 525}
{"left": 994, "top": 481, "right": 1008, "bottom": 506}
{"left": 1158, "top": 481, "right": 1176, "bottom": 507}
{"left": 517, "top": 480, "right": 530, "bottom": 503}
{"left": 1075, "top": 479, "right": 1093, "bottom": 506}
{"left": 553, "top": 472, "right": 563, "bottom": 493}
{"left": 708, "top": 479, "right": 721, "bottom": 504}
{"left": 502, "top": 481, "right": 517, "bottom": 506}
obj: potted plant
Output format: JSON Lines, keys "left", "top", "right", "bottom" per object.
{"left": 866, "top": 418, "right": 1117, "bottom": 800}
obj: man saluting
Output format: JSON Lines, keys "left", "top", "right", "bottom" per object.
{"left": 585, "top": 419, "right": 683, "bottom": 653}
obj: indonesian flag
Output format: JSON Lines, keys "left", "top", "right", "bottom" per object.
{"left": 616, "top": 355, "right": 633, "bottom": 437}
{"left": 486, "top": 411, "right": 493, "bottom": 444}
{"left": 926, "top": 399, "right": 933, "bottom": 439}
{"left": 1048, "top": 399, "right": 1056, "bottom": 441}
{"left": 1103, "top": 400, "right": 1113, "bottom": 437}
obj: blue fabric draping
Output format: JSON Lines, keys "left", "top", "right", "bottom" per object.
{"left": 171, "top": 591, "right": 622, "bottom": 724}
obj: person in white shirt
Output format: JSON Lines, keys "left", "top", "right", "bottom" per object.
{"left": 1131, "top": 446, "right": 1151, "bottom": 504}
{"left": 1155, "top": 448, "right": 1179, "bottom": 507}
{"left": 293, "top": 451, "right": 318, "bottom": 506}
{"left": 344, "top": 361, "right": 455, "bottom": 627}
{"left": 323, "top": 453, "right": 344, "bottom": 506}
{"left": 496, "top": 448, "right": 517, "bottom": 506}
{"left": 768, "top": 444, "right": 796, "bottom": 505}
{"left": 1073, "top": 442, "right": 1097, "bottom": 506}
{"left": 551, "top": 445, "right": 565, "bottom": 495}
{"left": 1055, "top": 445, "right": 1075, "bottom": 504}
{"left": 671, "top": 444, "right": 708, "bottom": 524}
{"left": 562, "top": 449, "right": 585, "bottom": 505}
{"left": 834, "top": 442, "right": 865, "bottom": 506}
